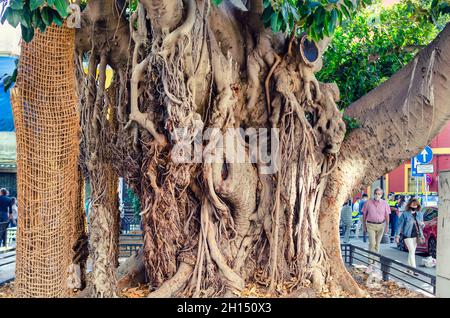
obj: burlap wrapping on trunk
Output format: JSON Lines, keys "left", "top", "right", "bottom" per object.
{"left": 11, "top": 24, "right": 79, "bottom": 297}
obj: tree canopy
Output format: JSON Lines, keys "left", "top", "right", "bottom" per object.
{"left": 318, "top": 0, "right": 450, "bottom": 108}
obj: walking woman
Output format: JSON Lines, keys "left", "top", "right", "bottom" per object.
{"left": 395, "top": 198, "right": 425, "bottom": 275}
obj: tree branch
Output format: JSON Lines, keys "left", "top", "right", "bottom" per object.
{"left": 317, "top": 23, "right": 450, "bottom": 297}
{"left": 342, "top": 22, "right": 450, "bottom": 187}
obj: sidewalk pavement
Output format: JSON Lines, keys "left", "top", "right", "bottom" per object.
{"left": 0, "top": 248, "right": 15, "bottom": 285}
{"left": 342, "top": 235, "right": 436, "bottom": 296}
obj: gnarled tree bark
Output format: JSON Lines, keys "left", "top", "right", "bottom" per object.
{"left": 74, "top": 0, "right": 450, "bottom": 297}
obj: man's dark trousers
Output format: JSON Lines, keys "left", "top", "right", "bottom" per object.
{"left": 390, "top": 213, "right": 398, "bottom": 240}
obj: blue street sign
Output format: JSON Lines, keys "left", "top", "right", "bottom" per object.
{"left": 416, "top": 146, "right": 433, "bottom": 164}
{"left": 411, "top": 157, "right": 424, "bottom": 177}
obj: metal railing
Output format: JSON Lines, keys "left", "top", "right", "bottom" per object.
{"left": 341, "top": 243, "right": 436, "bottom": 295}
{"left": 119, "top": 233, "right": 143, "bottom": 258}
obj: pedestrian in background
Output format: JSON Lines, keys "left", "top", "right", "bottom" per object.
{"left": 395, "top": 198, "right": 425, "bottom": 275}
{"left": 388, "top": 192, "right": 399, "bottom": 243}
{"left": 352, "top": 197, "right": 360, "bottom": 228}
{"left": 362, "top": 187, "right": 390, "bottom": 272}
{"left": 398, "top": 196, "right": 406, "bottom": 217}
{"left": 10, "top": 197, "right": 18, "bottom": 227}
{"left": 355, "top": 193, "right": 368, "bottom": 240}
{"left": 341, "top": 199, "right": 353, "bottom": 244}
{"left": 0, "top": 188, "right": 12, "bottom": 247}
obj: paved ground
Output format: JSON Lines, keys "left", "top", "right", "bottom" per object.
{"left": 342, "top": 234, "right": 436, "bottom": 296}
{"left": 0, "top": 248, "right": 15, "bottom": 285}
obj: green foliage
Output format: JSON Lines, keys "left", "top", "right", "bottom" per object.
{"left": 0, "top": 0, "right": 70, "bottom": 42}
{"left": 317, "top": 0, "right": 450, "bottom": 109}
{"left": 1, "top": 59, "right": 18, "bottom": 92}
{"left": 261, "top": 0, "right": 373, "bottom": 40}
{"left": 29, "top": 0, "right": 44, "bottom": 11}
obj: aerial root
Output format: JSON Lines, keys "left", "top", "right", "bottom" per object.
{"left": 264, "top": 53, "right": 282, "bottom": 118}
{"left": 159, "top": 0, "right": 197, "bottom": 59}
{"left": 147, "top": 262, "right": 194, "bottom": 298}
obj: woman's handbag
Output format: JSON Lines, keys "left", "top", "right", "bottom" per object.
{"left": 414, "top": 215, "right": 426, "bottom": 244}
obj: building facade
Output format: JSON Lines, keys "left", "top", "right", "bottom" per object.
{"left": 0, "top": 54, "right": 17, "bottom": 197}
{"left": 368, "top": 123, "right": 450, "bottom": 205}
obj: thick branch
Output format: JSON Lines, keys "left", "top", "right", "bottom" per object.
{"left": 317, "top": 22, "right": 450, "bottom": 298}
{"left": 343, "top": 23, "right": 450, "bottom": 187}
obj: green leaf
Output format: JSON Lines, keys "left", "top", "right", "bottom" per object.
{"left": 21, "top": 6, "right": 32, "bottom": 28}
{"left": 53, "top": 0, "right": 69, "bottom": 18}
{"left": 9, "top": 0, "right": 24, "bottom": 10}
{"left": 262, "top": 7, "right": 274, "bottom": 24}
{"left": 47, "top": 0, "right": 56, "bottom": 6}
{"left": 431, "top": 0, "right": 438, "bottom": 10}
{"left": 315, "top": 6, "right": 325, "bottom": 27}
{"left": 337, "top": 7, "right": 343, "bottom": 24}
{"left": 290, "top": 6, "right": 299, "bottom": 21}
{"left": 281, "top": 4, "right": 288, "bottom": 22}
{"left": 344, "top": 0, "right": 355, "bottom": 11}
{"left": 31, "top": 9, "right": 42, "bottom": 27}
{"left": 276, "top": 13, "right": 283, "bottom": 31}
{"left": 439, "top": 3, "right": 450, "bottom": 15}
{"left": 30, "top": 0, "right": 45, "bottom": 11}
{"left": 37, "top": 19, "right": 46, "bottom": 32}
{"left": 328, "top": 9, "right": 337, "bottom": 35}
{"left": 324, "top": 10, "right": 330, "bottom": 29}
{"left": 21, "top": 24, "right": 35, "bottom": 43}
{"left": 330, "top": 8, "right": 338, "bottom": 25}
{"left": 327, "top": 0, "right": 339, "bottom": 3}
{"left": 6, "top": 9, "right": 21, "bottom": 28}
{"left": 299, "top": 5, "right": 311, "bottom": 16}
{"left": 263, "top": 0, "right": 270, "bottom": 9}
{"left": 307, "top": 1, "right": 321, "bottom": 9}
{"left": 41, "top": 7, "right": 53, "bottom": 26}
{"left": 270, "top": 12, "right": 279, "bottom": 32}
{"left": 211, "top": 0, "right": 223, "bottom": 5}
{"left": 53, "top": 12, "right": 63, "bottom": 26}
{"left": 3, "top": 75, "right": 14, "bottom": 92}
{"left": 341, "top": 4, "right": 351, "bottom": 19}
{"left": 1, "top": 7, "right": 9, "bottom": 24}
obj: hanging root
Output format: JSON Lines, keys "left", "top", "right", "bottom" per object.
{"left": 147, "top": 262, "right": 194, "bottom": 298}
{"left": 125, "top": 4, "right": 167, "bottom": 146}
{"left": 206, "top": 215, "right": 245, "bottom": 292}
{"left": 159, "top": 0, "right": 197, "bottom": 60}
{"left": 265, "top": 53, "right": 281, "bottom": 117}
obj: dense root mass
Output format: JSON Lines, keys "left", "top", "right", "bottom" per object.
{"left": 72, "top": 0, "right": 450, "bottom": 298}
{"left": 72, "top": 0, "right": 352, "bottom": 297}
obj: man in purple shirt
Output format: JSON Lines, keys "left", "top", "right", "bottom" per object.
{"left": 362, "top": 187, "right": 390, "bottom": 267}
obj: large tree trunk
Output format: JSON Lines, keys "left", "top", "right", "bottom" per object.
{"left": 75, "top": 0, "right": 450, "bottom": 297}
